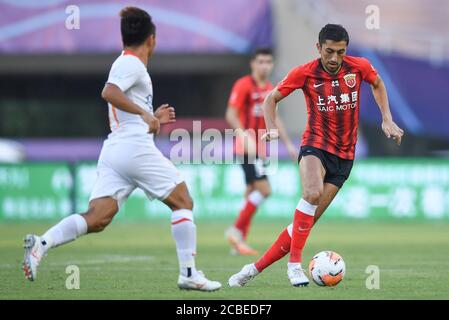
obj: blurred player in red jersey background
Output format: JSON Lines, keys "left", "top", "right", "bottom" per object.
{"left": 224, "top": 48, "right": 297, "bottom": 255}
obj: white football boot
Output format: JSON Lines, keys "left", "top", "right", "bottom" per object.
{"left": 287, "top": 264, "right": 310, "bottom": 287}
{"left": 22, "top": 234, "right": 46, "bottom": 281}
{"left": 228, "top": 263, "right": 259, "bottom": 287}
{"left": 178, "top": 270, "right": 222, "bottom": 292}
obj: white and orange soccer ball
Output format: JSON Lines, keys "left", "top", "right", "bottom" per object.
{"left": 308, "top": 251, "right": 346, "bottom": 286}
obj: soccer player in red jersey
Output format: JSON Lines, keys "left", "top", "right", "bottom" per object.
{"left": 229, "top": 24, "right": 404, "bottom": 286}
{"left": 224, "top": 48, "right": 297, "bottom": 255}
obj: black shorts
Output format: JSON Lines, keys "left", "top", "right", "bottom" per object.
{"left": 298, "top": 145, "right": 354, "bottom": 188}
{"left": 240, "top": 155, "right": 268, "bottom": 185}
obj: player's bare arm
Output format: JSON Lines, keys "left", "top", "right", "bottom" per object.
{"left": 101, "top": 83, "right": 160, "bottom": 134}
{"left": 371, "top": 75, "right": 404, "bottom": 145}
{"left": 261, "top": 89, "right": 284, "bottom": 141}
{"left": 154, "top": 104, "right": 176, "bottom": 124}
{"left": 225, "top": 105, "right": 257, "bottom": 156}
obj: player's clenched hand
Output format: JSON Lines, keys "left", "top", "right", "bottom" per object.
{"left": 155, "top": 104, "right": 176, "bottom": 124}
{"left": 141, "top": 112, "right": 160, "bottom": 134}
{"left": 382, "top": 119, "right": 404, "bottom": 146}
{"left": 260, "top": 129, "right": 279, "bottom": 141}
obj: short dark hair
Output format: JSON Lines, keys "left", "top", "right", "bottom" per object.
{"left": 318, "top": 24, "right": 349, "bottom": 45}
{"left": 250, "top": 47, "right": 273, "bottom": 60}
{"left": 120, "top": 7, "right": 156, "bottom": 47}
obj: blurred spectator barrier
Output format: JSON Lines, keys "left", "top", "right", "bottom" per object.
{"left": 1, "top": 159, "right": 449, "bottom": 221}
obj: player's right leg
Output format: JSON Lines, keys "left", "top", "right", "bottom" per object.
{"left": 286, "top": 154, "right": 325, "bottom": 286}
{"left": 162, "top": 182, "right": 222, "bottom": 292}
{"left": 23, "top": 197, "right": 119, "bottom": 281}
{"left": 228, "top": 183, "right": 339, "bottom": 287}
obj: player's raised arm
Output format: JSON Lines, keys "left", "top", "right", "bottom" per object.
{"left": 370, "top": 75, "right": 404, "bottom": 145}
{"left": 262, "top": 64, "right": 305, "bottom": 143}
{"left": 101, "top": 83, "right": 160, "bottom": 134}
{"left": 261, "top": 89, "right": 285, "bottom": 141}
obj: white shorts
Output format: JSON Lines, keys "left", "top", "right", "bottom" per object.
{"left": 89, "top": 142, "right": 184, "bottom": 207}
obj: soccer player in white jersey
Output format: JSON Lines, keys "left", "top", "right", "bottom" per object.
{"left": 22, "top": 7, "right": 221, "bottom": 292}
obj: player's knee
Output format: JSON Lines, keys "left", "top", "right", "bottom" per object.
{"left": 84, "top": 207, "right": 117, "bottom": 233}
{"left": 180, "top": 195, "right": 194, "bottom": 211}
{"left": 260, "top": 186, "right": 271, "bottom": 198}
{"left": 90, "top": 217, "right": 112, "bottom": 233}
{"left": 302, "top": 187, "right": 323, "bottom": 204}
{"left": 169, "top": 195, "right": 194, "bottom": 211}
{"left": 255, "top": 181, "right": 271, "bottom": 198}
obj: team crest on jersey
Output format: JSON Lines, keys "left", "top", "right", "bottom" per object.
{"left": 343, "top": 73, "right": 356, "bottom": 88}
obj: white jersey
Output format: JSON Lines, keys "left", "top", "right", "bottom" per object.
{"left": 89, "top": 50, "right": 184, "bottom": 205}
{"left": 105, "top": 51, "right": 154, "bottom": 146}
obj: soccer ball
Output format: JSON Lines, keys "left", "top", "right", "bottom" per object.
{"left": 308, "top": 251, "right": 345, "bottom": 286}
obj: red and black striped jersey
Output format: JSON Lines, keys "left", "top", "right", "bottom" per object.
{"left": 276, "top": 56, "right": 378, "bottom": 160}
{"left": 229, "top": 75, "right": 273, "bottom": 131}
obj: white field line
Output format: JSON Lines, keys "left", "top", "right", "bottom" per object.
{"left": 0, "top": 254, "right": 154, "bottom": 269}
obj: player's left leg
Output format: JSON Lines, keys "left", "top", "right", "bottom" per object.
{"left": 228, "top": 183, "right": 339, "bottom": 287}
{"left": 162, "top": 182, "right": 222, "bottom": 291}
{"left": 23, "top": 197, "right": 120, "bottom": 281}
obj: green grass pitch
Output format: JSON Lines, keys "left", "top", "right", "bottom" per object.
{"left": 1, "top": 220, "right": 448, "bottom": 299}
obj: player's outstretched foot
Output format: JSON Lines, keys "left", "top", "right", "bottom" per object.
{"left": 228, "top": 263, "right": 259, "bottom": 287}
{"left": 178, "top": 270, "right": 222, "bottom": 292}
{"left": 287, "top": 265, "right": 309, "bottom": 287}
{"left": 22, "top": 234, "right": 45, "bottom": 281}
{"left": 225, "top": 226, "right": 258, "bottom": 256}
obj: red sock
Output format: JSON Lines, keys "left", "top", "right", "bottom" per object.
{"left": 234, "top": 200, "right": 257, "bottom": 240}
{"left": 254, "top": 228, "right": 291, "bottom": 272}
{"left": 289, "top": 209, "right": 315, "bottom": 263}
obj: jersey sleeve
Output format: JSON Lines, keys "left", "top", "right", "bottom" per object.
{"left": 228, "top": 79, "right": 248, "bottom": 110}
{"left": 276, "top": 65, "right": 307, "bottom": 97}
{"left": 107, "top": 57, "right": 142, "bottom": 92}
{"left": 358, "top": 57, "right": 378, "bottom": 84}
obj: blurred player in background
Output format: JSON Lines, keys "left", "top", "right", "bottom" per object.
{"left": 229, "top": 24, "right": 403, "bottom": 287}
{"left": 224, "top": 48, "right": 297, "bottom": 255}
{"left": 22, "top": 7, "right": 221, "bottom": 292}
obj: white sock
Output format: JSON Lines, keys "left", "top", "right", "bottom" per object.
{"left": 297, "top": 198, "right": 318, "bottom": 216}
{"left": 171, "top": 209, "right": 197, "bottom": 277}
{"left": 247, "top": 190, "right": 265, "bottom": 206}
{"left": 288, "top": 262, "right": 302, "bottom": 270}
{"left": 41, "top": 214, "right": 88, "bottom": 252}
